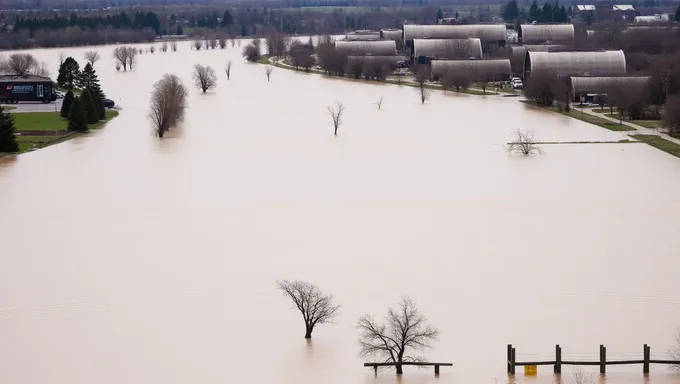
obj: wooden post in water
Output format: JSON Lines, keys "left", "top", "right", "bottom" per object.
{"left": 599, "top": 345, "right": 607, "bottom": 374}
{"left": 643, "top": 344, "right": 650, "bottom": 374}
{"left": 373, "top": 366, "right": 378, "bottom": 376}
{"left": 511, "top": 347, "right": 516, "bottom": 374}
{"left": 554, "top": 344, "right": 562, "bottom": 374}
{"left": 507, "top": 344, "right": 513, "bottom": 374}
{"left": 434, "top": 364, "right": 440, "bottom": 376}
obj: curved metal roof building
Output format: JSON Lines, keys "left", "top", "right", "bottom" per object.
{"left": 510, "top": 44, "right": 569, "bottom": 62}
{"left": 403, "top": 24, "right": 507, "bottom": 45}
{"left": 525, "top": 50, "right": 626, "bottom": 77}
{"left": 380, "top": 29, "right": 403, "bottom": 41}
{"left": 518, "top": 24, "right": 575, "bottom": 44}
{"left": 569, "top": 76, "right": 650, "bottom": 101}
{"left": 412, "top": 38, "right": 483, "bottom": 59}
{"left": 334, "top": 40, "right": 397, "bottom": 56}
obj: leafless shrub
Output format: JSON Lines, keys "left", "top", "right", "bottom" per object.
{"left": 265, "top": 65, "right": 273, "bottom": 81}
{"left": 243, "top": 40, "right": 261, "bottom": 62}
{"left": 148, "top": 74, "right": 188, "bottom": 138}
{"left": 230, "top": 38, "right": 236, "bottom": 47}
{"left": 375, "top": 96, "right": 384, "bottom": 109}
{"left": 414, "top": 65, "right": 430, "bottom": 104}
{"left": 607, "top": 80, "right": 649, "bottom": 122}
{"left": 115, "top": 63, "right": 121, "bottom": 71}
{"left": 442, "top": 70, "right": 472, "bottom": 92}
{"left": 209, "top": 38, "right": 218, "bottom": 49}
{"left": 138, "top": 48, "right": 143, "bottom": 54}
{"left": 192, "top": 64, "right": 217, "bottom": 93}
{"left": 160, "top": 42, "right": 168, "bottom": 52}
{"left": 289, "top": 40, "right": 315, "bottom": 71}
{"left": 265, "top": 30, "right": 289, "bottom": 57}
{"left": 0, "top": 53, "right": 38, "bottom": 76}
{"left": 193, "top": 40, "right": 203, "bottom": 50}
{"left": 664, "top": 95, "right": 680, "bottom": 135}
{"left": 237, "top": 39, "right": 242, "bottom": 47}
{"left": 84, "top": 50, "right": 100, "bottom": 66}
{"left": 218, "top": 37, "right": 227, "bottom": 49}
{"left": 149, "top": 45, "right": 156, "bottom": 54}
{"left": 225, "top": 60, "right": 232, "bottom": 80}
{"left": 569, "top": 368, "right": 594, "bottom": 384}
{"left": 276, "top": 280, "right": 340, "bottom": 339}
{"left": 357, "top": 297, "right": 439, "bottom": 375}
{"left": 170, "top": 41, "right": 178, "bottom": 52}
{"left": 525, "top": 70, "right": 557, "bottom": 106}
{"left": 507, "top": 130, "right": 542, "bottom": 156}
{"left": 328, "top": 101, "right": 345, "bottom": 135}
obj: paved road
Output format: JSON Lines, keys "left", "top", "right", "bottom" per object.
{"left": 3, "top": 100, "right": 63, "bottom": 113}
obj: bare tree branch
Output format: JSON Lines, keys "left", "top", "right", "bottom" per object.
{"left": 277, "top": 280, "right": 340, "bottom": 339}
{"left": 506, "top": 129, "right": 542, "bottom": 156}
{"left": 357, "top": 296, "right": 439, "bottom": 375}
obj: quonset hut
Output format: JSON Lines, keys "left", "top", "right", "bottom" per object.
{"left": 524, "top": 50, "right": 626, "bottom": 78}
{"left": 518, "top": 24, "right": 575, "bottom": 44}
{"left": 380, "top": 29, "right": 403, "bottom": 41}
{"left": 334, "top": 40, "right": 397, "bottom": 56}
{"left": 412, "top": 38, "right": 483, "bottom": 64}
{"left": 430, "top": 59, "right": 512, "bottom": 80}
{"left": 569, "top": 76, "right": 650, "bottom": 101}
{"left": 402, "top": 24, "right": 507, "bottom": 48}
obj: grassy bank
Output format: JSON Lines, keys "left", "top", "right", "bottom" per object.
{"left": 630, "top": 134, "right": 680, "bottom": 158}
{"left": 522, "top": 101, "right": 635, "bottom": 132}
{"left": 603, "top": 114, "right": 663, "bottom": 130}
{"left": 1, "top": 110, "right": 119, "bottom": 157}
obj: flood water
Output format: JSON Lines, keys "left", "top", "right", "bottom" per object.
{"left": 2, "top": 40, "right": 680, "bottom": 384}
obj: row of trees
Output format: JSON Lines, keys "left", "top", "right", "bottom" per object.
{"left": 501, "top": 0, "right": 571, "bottom": 22}
{"left": 59, "top": 62, "right": 108, "bottom": 132}
{"left": 112, "top": 46, "right": 139, "bottom": 71}
{"left": 0, "top": 26, "right": 156, "bottom": 50}
{"left": 277, "top": 280, "right": 438, "bottom": 375}
{"left": 13, "top": 11, "right": 162, "bottom": 35}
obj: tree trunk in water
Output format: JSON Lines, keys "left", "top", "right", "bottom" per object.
{"left": 304, "top": 325, "right": 312, "bottom": 339}
{"left": 395, "top": 364, "right": 403, "bottom": 375}
{"left": 334, "top": 126, "right": 338, "bottom": 135}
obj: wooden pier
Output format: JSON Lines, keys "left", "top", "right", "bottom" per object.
{"left": 364, "top": 362, "right": 453, "bottom": 376}
{"left": 507, "top": 344, "right": 680, "bottom": 375}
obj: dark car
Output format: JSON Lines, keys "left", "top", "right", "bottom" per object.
{"left": 103, "top": 99, "right": 115, "bottom": 108}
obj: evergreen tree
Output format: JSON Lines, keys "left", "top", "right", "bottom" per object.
{"left": 675, "top": 5, "right": 680, "bottom": 22}
{"left": 436, "top": 8, "right": 443, "bottom": 21}
{"left": 0, "top": 107, "right": 19, "bottom": 153}
{"left": 529, "top": 0, "right": 540, "bottom": 21}
{"left": 502, "top": 0, "right": 520, "bottom": 21}
{"left": 56, "top": 57, "right": 80, "bottom": 89}
{"left": 80, "top": 88, "right": 98, "bottom": 124}
{"left": 89, "top": 86, "right": 106, "bottom": 120}
{"left": 241, "top": 23, "right": 247, "bottom": 36}
{"left": 68, "top": 97, "right": 88, "bottom": 132}
{"left": 221, "top": 10, "right": 233, "bottom": 27}
{"left": 60, "top": 90, "right": 74, "bottom": 118}
{"left": 78, "top": 63, "right": 105, "bottom": 100}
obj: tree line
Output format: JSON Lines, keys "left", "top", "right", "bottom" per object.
{"left": 12, "top": 11, "right": 162, "bottom": 34}
{"left": 501, "top": 0, "right": 570, "bottom": 23}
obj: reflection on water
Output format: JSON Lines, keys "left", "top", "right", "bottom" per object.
{"left": 1, "top": 40, "right": 680, "bottom": 384}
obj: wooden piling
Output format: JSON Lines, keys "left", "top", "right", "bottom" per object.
{"left": 554, "top": 345, "right": 562, "bottom": 374}
{"left": 373, "top": 366, "right": 377, "bottom": 376}
{"left": 643, "top": 344, "right": 650, "bottom": 374}
{"left": 434, "top": 365, "right": 440, "bottom": 376}
{"left": 599, "top": 345, "right": 606, "bottom": 374}
{"left": 507, "top": 344, "right": 513, "bottom": 374}
{"left": 511, "top": 347, "right": 516, "bottom": 375}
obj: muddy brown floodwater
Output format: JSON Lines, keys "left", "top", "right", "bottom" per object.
{"left": 2, "top": 40, "right": 680, "bottom": 384}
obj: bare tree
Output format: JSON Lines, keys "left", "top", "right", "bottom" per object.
{"left": 243, "top": 40, "right": 261, "bottom": 62}
{"left": 265, "top": 65, "right": 273, "bottom": 81}
{"left": 138, "top": 48, "right": 143, "bottom": 54}
{"left": 375, "top": 96, "right": 384, "bottom": 109}
{"left": 170, "top": 41, "right": 178, "bottom": 52}
{"left": 276, "top": 280, "right": 340, "bottom": 339}
{"left": 442, "top": 70, "right": 472, "bottom": 92}
{"left": 414, "top": 65, "right": 430, "bottom": 104}
{"left": 357, "top": 297, "right": 439, "bottom": 375}
{"left": 328, "top": 101, "right": 345, "bottom": 135}
{"left": 58, "top": 52, "right": 65, "bottom": 66}
{"left": 225, "top": 61, "right": 232, "bottom": 80}
{"left": 161, "top": 42, "right": 168, "bottom": 52}
{"left": 127, "top": 48, "right": 138, "bottom": 70}
{"left": 193, "top": 40, "right": 203, "bottom": 50}
{"left": 218, "top": 37, "right": 227, "bottom": 49}
{"left": 506, "top": 130, "right": 542, "bottom": 156}
{"left": 149, "top": 45, "right": 156, "bottom": 54}
{"left": 664, "top": 95, "right": 680, "bottom": 135}
{"left": 113, "top": 46, "right": 129, "bottom": 71}
{"left": 34, "top": 61, "right": 50, "bottom": 77}
{"left": 193, "top": 64, "right": 217, "bottom": 93}
{"left": 0, "top": 53, "right": 38, "bottom": 76}
{"left": 669, "top": 329, "right": 680, "bottom": 371}
{"left": 148, "top": 74, "right": 189, "bottom": 138}
{"left": 230, "top": 38, "right": 236, "bottom": 47}
{"left": 84, "top": 50, "right": 100, "bottom": 67}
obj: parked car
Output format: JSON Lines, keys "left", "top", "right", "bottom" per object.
{"left": 512, "top": 78, "right": 524, "bottom": 90}
{"left": 103, "top": 98, "right": 115, "bottom": 108}
{"left": 55, "top": 90, "right": 65, "bottom": 99}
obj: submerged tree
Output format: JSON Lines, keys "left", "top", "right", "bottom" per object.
{"left": 225, "top": 61, "right": 233, "bottom": 80}
{"left": 193, "top": 64, "right": 217, "bottom": 93}
{"left": 414, "top": 65, "right": 430, "bottom": 104}
{"left": 357, "top": 297, "right": 439, "bottom": 375}
{"left": 265, "top": 65, "right": 273, "bottom": 81}
{"left": 148, "top": 74, "right": 189, "bottom": 138}
{"left": 243, "top": 40, "right": 261, "bottom": 62}
{"left": 84, "top": 50, "right": 100, "bottom": 67}
{"left": 0, "top": 107, "right": 19, "bottom": 153}
{"left": 506, "top": 129, "right": 542, "bottom": 156}
{"left": 277, "top": 280, "right": 340, "bottom": 339}
{"left": 327, "top": 101, "right": 345, "bottom": 135}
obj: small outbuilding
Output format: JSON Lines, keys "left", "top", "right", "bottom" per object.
{"left": 568, "top": 75, "right": 650, "bottom": 101}
{"left": 524, "top": 50, "right": 626, "bottom": 78}
{"left": 402, "top": 24, "right": 507, "bottom": 47}
{"left": 518, "top": 24, "right": 575, "bottom": 44}
{"left": 334, "top": 40, "right": 397, "bottom": 56}
{"left": 412, "top": 38, "right": 483, "bottom": 64}
{"left": 430, "top": 59, "right": 512, "bottom": 81}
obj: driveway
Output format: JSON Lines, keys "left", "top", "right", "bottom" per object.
{"left": 3, "top": 100, "right": 63, "bottom": 113}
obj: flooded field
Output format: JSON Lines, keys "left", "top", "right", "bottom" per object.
{"left": 1, "top": 41, "right": 680, "bottom": 384}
